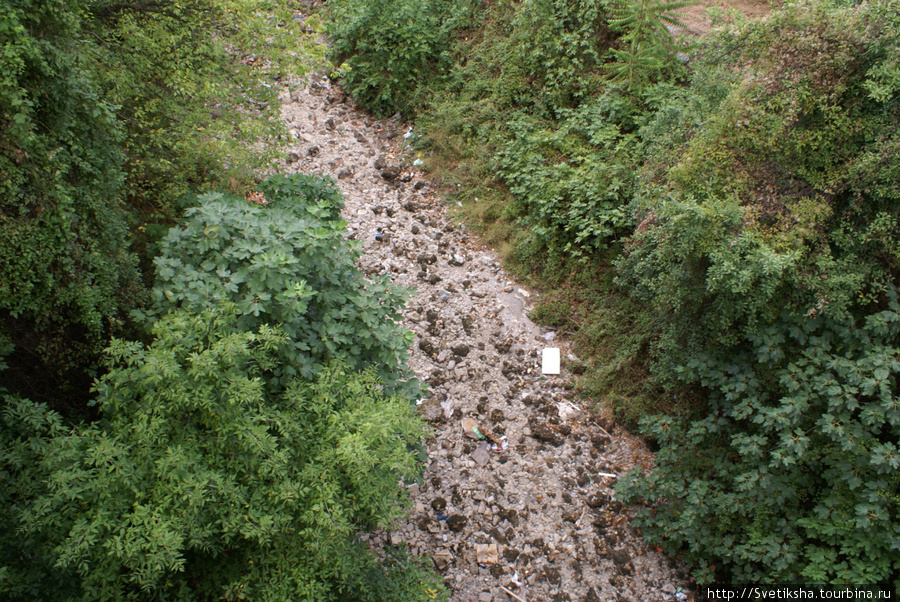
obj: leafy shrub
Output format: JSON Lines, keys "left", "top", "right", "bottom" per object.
{"left": 327, "top": 0, "right": 478, "bottom": 116}
{"left": 143, "top": 173, "right": 418, "bottom": 394}
{"left": 619, "top": 0, "right": 900, "bottom": 381}
{"left": 492, "top": 94, "right": 639, "bottom": 254}
{"left": 604, "top": 0, "right": 694, "bottom": 92}
{"left": 616, "top": 1, "right": 900, "bottom": 586}
{"left": 618, "top": 296, "right": 900, "bottom": 585}
{"left": 2, "top": 307, "right": 442, "bottom": 600}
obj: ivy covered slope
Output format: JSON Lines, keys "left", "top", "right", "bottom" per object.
{"left": 326, "top": 0, "right": 900, "bottom": 588}
{"left": 1, "top": 175, "right": 445, "bottom": 601}
{"left": 616, "top": 2, "right": 900, "bottom": 586}
{"left": 0, "top": 1, "right": 141, "bottom": 409}
{"left": 1, "top": 0, "right": 315, "bottom": 412}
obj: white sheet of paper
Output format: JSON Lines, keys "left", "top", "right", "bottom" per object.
{"left": 542, "top": 348, "right": 560, "bottom": 374}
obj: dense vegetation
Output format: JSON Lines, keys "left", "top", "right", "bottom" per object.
{"left": 2, "top": 0, "right": 444, "bottom": 599}
{"left": 327, "top": 0, "right": 900, "bottom": 589}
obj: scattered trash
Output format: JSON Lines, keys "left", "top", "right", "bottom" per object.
{"left": 441, "top": 398, "right": 454, "bottom": 419}
{"left": 556, "top": 401, "right": 581, "bottom": 421}
{"left": 436, "top": 512, "right": 449, "bottom": 521}
{"left": 490, "top": 435, "right": 508, "bottom": 453}
{"left": 597, "top": 472, "right": 618, "bottom": 479}
{"left": 675, "top": 593, "right": 688, "bottom": 602}
{"left": 500, "top": 585, "right": 527, "bottom": 602}
{"left": 462, "top": 417, "right": 486, "bottom": 440}
{"left": 475, "top": 543, "right": 499, "bottom": 564}
{"left": 541, "top": 348, "right": 560, "bottom": 375}
{"left": 413, "top": 158, "right": 423, "bottom": 166}
{"left": 510, "top": 571, "right": 524, "bottom": 587}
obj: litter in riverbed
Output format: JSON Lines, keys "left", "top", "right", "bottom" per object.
{"left": 462, "top": 417, "right": 486, "bottom": 440}
{"left": 541, "top": 348, "right": 560, "bottom": 374}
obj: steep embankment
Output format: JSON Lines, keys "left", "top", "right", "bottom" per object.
{"left": 278, "top": 77, "right": 693, "bottom": 602}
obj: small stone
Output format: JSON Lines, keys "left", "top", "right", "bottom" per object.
{"left": 381, "top": 166, "right": 401, "bottom": 181}
{"left": 374, "top": 155, "right": 388, "bottom": 169}
{"left": 586, "top": 493, "right": 610, "bottom": 509}
{"left": 411, "top": 224, "right": 420, "bottom": 234}
{"left": 611, "top": 549, "right": 632, "bottom": 575}
{"left": 529, "top": 419, "right": 563, "bottom": 446}
{"left": 471, "top": 441, "right": 490, "bottom": 466}
{"left": 662, "top": 584, "right": 677, "bottom": 595}
{"left": 479, "top": 593, "right": 492, "bottom": 602}
{"left": 446, "top": 515, "right": 467, "bottom": 532}
{"left": 432, "top": 551, "right": 452, "bottom": 571}
{"left": 324, "top": 117, "right": 335, "bottom": 130}
{"left": 418, "top": 338, "right": 437, "bottom": 356}
{"left": 451, "top": 343, "right": 470, "bottom": 357}
{"left": 584, "top": 588, "right": 601, "bottom": 602}
{"left": 337, "top": 167, "right": 353, "bottom": 179}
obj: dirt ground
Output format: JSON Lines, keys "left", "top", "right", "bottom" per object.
{"left": 674, "top": 0, "right": 776, "bottom": 36}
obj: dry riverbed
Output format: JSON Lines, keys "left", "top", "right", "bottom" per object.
{"left": 278, "top": 75, "right": 695, "bottom": 602}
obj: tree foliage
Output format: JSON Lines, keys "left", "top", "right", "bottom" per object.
{"left": 616, "top": 1, "right": 900, "bottom": 586}
{"left": 83, "top": 0, "right": 320, "bottom": 211}
{"left": 1, "top": 0, "right": 319, "bottom": 410}
{"left": 1, "top": 174, "right": 445, "bottom": 600}
{"left": 2, "top": 309, "right": 440, "bottom": 600}
{"left": 327, "top": 0, "right": 477, "bottom": 117}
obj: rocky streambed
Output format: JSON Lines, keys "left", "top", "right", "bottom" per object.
{"left": 278, "top": 74, "right": 694, "bottom": 602}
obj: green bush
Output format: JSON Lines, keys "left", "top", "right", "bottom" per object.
{"left": 327, "top": 0, "right": 478, "bottom": 117}
{"left": 618, "top": 297, "right": 900, "bottom": 585}
{"left": 142, "top": 173, "right": 418, "bottom": 394}
{"left": 616, "top": 1, "right": 900, "bottom": 586}
{"left": 2, "top": 308, "right": 442, "bottom": 600}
